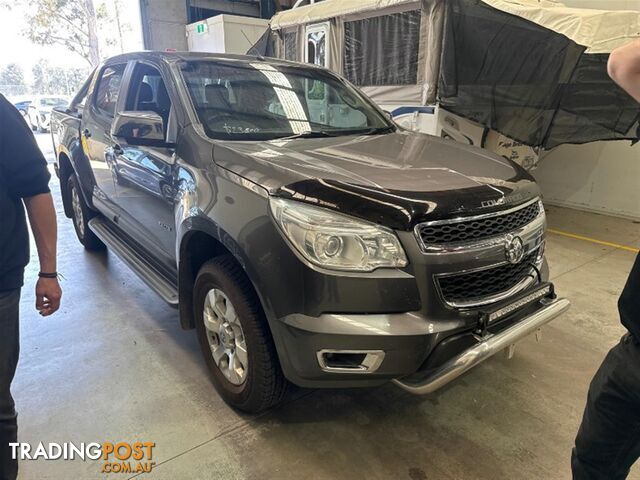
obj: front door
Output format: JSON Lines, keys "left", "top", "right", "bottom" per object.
{"left": 106, "top": 61, "right": 178, "bottom": 268}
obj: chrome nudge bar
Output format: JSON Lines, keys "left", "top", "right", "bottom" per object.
{"left": 392, "top": 296, "right": 570, "bottom": 395}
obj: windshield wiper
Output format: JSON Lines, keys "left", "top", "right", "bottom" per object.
{"left": 273, "top": 130, "right": 337, "bottom": 141}
{"left": 359, "top": 125, "right": 396, "bottom": 135}
{"left": 272, "top": 125, "right": 394, "bottom": 141}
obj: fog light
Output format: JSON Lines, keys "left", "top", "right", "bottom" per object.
{"left": 316, "top": 349, "right": 385, "bottom": 373}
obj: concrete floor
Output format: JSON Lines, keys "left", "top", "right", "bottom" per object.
{"left": 13, "top": 134, "right": 640, "bottom": 479}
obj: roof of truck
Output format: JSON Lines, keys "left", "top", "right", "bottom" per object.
{"left": 103, "top": 51, "right": 312, "bottom": 68}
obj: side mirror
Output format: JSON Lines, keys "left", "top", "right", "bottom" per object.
{"left": 384, "top": 110, "right": 394, "bottom": 120}
{"left": 111, "top": 111, "right": 172, "bottom": 148}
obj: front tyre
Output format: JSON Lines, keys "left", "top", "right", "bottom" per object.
{"left": 67, "top": 174, "right": 105, "bottom": 251}
{"left": 194, "top": 256, "right": 287, "bottom": 413}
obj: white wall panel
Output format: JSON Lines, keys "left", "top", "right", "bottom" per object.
{"left": 533, "top": 142, "right": 640, "bottom": 219}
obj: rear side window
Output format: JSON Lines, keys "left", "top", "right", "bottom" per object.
{"left": 94, "top": 64, "right": 126, "bottom": 117}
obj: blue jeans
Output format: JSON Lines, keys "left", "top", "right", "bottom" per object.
{"left": 0, "top": 289, "right": 19, "bottom": 480}
{"left": 572, "top": 333, "right": 640, "bottom": 479}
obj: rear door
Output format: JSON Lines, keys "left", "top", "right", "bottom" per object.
{"left": 83, "top": 62, "right": 128, "bottom": 218}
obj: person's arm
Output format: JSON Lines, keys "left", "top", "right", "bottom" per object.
{"left": 0, "top": 94, "right": 62, "bottom": 316}
{"left": 23, "top": 193, "right": 61, "bottom": 316}
{"left": 608, "top": 39, "right": 640, "bottom": 103}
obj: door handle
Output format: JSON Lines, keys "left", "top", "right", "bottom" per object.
{"left": 83, "top": 128, "right": 92, "bottom": 138}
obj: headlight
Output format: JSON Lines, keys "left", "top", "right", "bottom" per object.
{"left": 270, "top": 197, "right": 408, "bottom": 272}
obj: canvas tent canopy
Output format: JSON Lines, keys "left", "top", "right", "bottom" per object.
{"left": 255, "top": 0, "right": 640, "bottom": 149}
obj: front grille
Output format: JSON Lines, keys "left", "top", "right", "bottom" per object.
{"left": 417, "top": 201, "right": 540, "bottom": 246}
{"left": 438, "top": 249, "right": 539, "bottom": 305}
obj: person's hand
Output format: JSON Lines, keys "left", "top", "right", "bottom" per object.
{"left": 35, "top": 277, "right": 62, "bottom": 316}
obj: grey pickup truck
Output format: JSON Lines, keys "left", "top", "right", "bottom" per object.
{"left": 51, "top": 52, "right": 569, "bottom": 413}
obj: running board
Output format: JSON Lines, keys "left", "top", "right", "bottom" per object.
{"left": 88, "top": 217, "right": 179, "bottom": 306}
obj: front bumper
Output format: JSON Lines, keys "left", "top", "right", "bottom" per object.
{"left": 393, "top": 296, "right": 570, "bottom": 394}
{"left": 272, "top": 283, "right": 569, "bottom": 390}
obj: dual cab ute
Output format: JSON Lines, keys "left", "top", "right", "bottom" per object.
{"left": 51, "top": 52, "right": 569, "bottom": 412}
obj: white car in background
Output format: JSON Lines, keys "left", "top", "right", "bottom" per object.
{"left": 28, "top": 95, "right": 69, "bottom": 132}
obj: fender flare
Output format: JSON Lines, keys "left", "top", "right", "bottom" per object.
{"left": 176, "top": 216, "right": 273, "bottom": 331}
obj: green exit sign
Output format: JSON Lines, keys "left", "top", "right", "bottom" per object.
{"left": 196, "top": 23, "right": 207, "bottom": 34}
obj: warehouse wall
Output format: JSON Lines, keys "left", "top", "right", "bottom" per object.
{"left": 532, "top": 0, "right": 640, "bottom": 220}
{"left": 139, "top": 0, "right": 189, "bottom": 51}
{"left": 190, "top": 0, "right": 260, "bottom": 18}
{"left": 534, "top": 142, "right": 640, "bottom": 219}
{"left": 139, "top": 0, "right": 262, "bottom": 51}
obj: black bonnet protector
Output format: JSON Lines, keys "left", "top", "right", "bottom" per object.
{"left": 276, "top": 177, "right": 539, "bottom": 231}
{"left": 216, "top": 131, "right": 540, "bottom": 230}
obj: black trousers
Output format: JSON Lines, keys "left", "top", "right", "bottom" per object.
{"left": 572, "top": 333, "right": 640, "bottom": 479}
{"left": 0, "top": 289, "right": 19, "bottom": 480}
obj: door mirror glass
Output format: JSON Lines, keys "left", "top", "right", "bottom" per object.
{"left": 111, "top": 111, "right": 170, "bottom": 147}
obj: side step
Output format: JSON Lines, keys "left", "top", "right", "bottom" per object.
{"left": 88, "top": 217, "right": 179, "bottom": 305}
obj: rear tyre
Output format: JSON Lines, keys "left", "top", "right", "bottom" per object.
{"left": 194, "top": 256, "right": 288, "bottom": 413}
{"left": 67, "top": 174, "right": 105, "bottom": 251}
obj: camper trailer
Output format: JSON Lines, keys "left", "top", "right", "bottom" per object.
{"left": 254, "top": 0, "right": 640, "bottom": 169}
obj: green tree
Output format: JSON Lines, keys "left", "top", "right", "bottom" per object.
{"left": 1, "top": 0, "right": 101, "bottom": 66}
{"left": 0, "top": 63, "right": 27, "bottom": 96}
{"left": 96, "top": 0, "right": 129, "bottom": 54}
{"left": 32, "top": 60, "right": 89, "bottom": 95}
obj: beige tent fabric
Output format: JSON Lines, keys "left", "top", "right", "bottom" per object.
{"left": 273, "top": 0, "right": 639, "bottom": 54}
{"left": 421, "top": 0, "right": 445, "bottom": 104}
{"left": 361, "top": 85, "right": 423, "bottom": 104}
{"left": 271, "top": 0, "right": 420, "bottom": 30}
{"left": 482, "top": 0, "right": 640, "bottom": 54}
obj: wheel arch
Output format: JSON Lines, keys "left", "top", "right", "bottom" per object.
{"left": 177, "top": 221, "right": 270, "bottom": 332}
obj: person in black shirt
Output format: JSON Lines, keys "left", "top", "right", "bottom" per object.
{"left": 0, "top": 94, "right": 62, "bottom": 480}
{"left": 572, "top": 39, "right": 640, "bottom": 479}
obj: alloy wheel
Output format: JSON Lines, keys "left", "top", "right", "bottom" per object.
{"left": 71, "top": 184, "right": 85, "bottom": 237}
{"left": 203, "top": 288, "right": 248, "bottom": 386}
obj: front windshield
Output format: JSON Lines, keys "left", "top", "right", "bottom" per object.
{"left": 180, "top": 60, "right": 392, "bottom": 141}
{"left": 40, "top": 97, "right": 68, "bottom": 107}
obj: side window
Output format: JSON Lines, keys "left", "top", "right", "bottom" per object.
{"left": 75, "top": 91, "right": 89, "bottom": 111}
{"left": 69, "top": 69, "right": 95, "bottom": 112}
{"left": 125, "top": 64, "right": 172, "bottom": 125}
{"left": 94, "top": 65, "right": 126, "bottom": 117}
